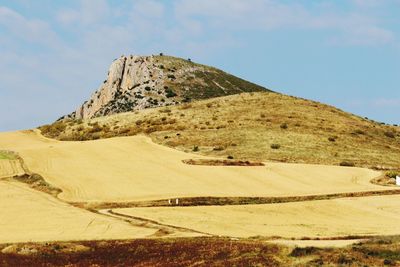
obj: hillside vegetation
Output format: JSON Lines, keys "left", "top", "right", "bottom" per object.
{"left": 40, "top": 92, "right": 400, "bottom": 168}
{"left": 156, "top": 55, "right": 269, "bottom": 100}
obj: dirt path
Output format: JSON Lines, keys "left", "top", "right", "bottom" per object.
{"left": 99, "top": 209, "right": 210, "bottom": 237}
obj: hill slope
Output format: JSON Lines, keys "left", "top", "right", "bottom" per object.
{"left": 41, "top": 92, "right": 400, "bottom": 168}
{"left": 63, "top": 55, "right": 269, "bottom": 120}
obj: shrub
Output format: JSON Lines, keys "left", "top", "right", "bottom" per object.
{"left": 340, "top": 161, "right": 355, "bottom": 167}
{"left": 328, "top": 137, "right": 336, "bottom": 142}
{"left": 145, "top": 86, "right": 151, "bottom": 91}
{"left": 386, "top": 171, "right": 399, "bottom": 179}
{"left": 88, "top": 124, "right": 102, "bottom": 133}
{"left": 227, "top": 155, "right": 234, "bottom": 159}
{"left": 179, "top": 103, "right": 192, "bottom": 110}
{"left": 213, "top": 146, "right": 225, "bottom": 151}
{"left": 270, "top": 144, "right": 281, "bottom": 149}
{"left": 384, "top": 131, "right": 395, "bottom": 138}
{"left": 280, "top": 123, "right": 288, "bottom": 129}
{"left": 159, "top": 108, "right": 172, "bottom": 113}
{"left": 119, "top": 128, "right": 130, "bottom": 134}
{"left": 353, "top": 129, "right": 365, "bottom": 135}
{"left": 193, "top": 146, "right": 199, "bottom": 152}
{"left": 165, "top": 89, "right": 177, "bottom": 98}
{"left": 290, "top": 247, "right": 319, "bottom": 257}
{"left": 91, "top": 132, "right": 101, "bottom": 140}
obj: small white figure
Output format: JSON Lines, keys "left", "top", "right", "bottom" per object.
{"left": 396, "top": 176, "right": 400, "bottom": 186}
{"left": 168, "top": 199, "right": 171, "bottom": 205}
{"left": 176, "top": 198, "right": 179, "bottom": 205}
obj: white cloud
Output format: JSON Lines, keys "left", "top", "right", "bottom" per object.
{"left": 173, "top": 0, "right": 395, "bottom": 46}
{"left": 0, "top": 6, "right": 59, "bottom": 47}
{"left": 56, "top": 0, "right": 109, "bottom": 25}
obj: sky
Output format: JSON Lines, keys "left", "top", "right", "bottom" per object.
{"left": 0, "top": 0, "right": 399, "bottom": 131}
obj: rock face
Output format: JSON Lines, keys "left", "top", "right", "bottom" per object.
{"left": 64, "top": 54, "right": 269, "bottom": 120}
{"left": 71, "top": 55, "right": 169, "bottom": 119}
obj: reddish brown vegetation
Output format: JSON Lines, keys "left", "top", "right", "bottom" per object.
{"left": 182, "top": 159, "right": 265, "bottom": 166}
{"left": 1, "top": 236, "right": 400, "bottom": 266}
{"left": 0, "top": 238, "right": 282, "bottom": 267}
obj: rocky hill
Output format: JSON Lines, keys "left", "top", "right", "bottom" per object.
{"left": 64, "top": 55, "right": 269, "bottom": 120}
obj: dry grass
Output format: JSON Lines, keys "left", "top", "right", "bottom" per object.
{"left": 41, "top": 92, "right": 400, "bottom": 168}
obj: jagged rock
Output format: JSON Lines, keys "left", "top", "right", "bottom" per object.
{"left": 63, "top": 54, "right": 269, "bottom": 120}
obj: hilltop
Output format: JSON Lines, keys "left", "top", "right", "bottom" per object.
{"left": 41, "top": 91, "right": 400, "bottom": 168}
{"left": 63, "top": 54, "right": 269, "bottom": 120}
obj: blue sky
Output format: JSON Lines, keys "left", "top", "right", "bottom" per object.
{"left": 0, "top": 0, "right": 399, "bottom": 131}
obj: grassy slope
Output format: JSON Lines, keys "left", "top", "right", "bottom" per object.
{"left": 155, "top": 55, "right": 269, "bottom": 100}
{"left": 40, "top": 92, "right": 400, "bottom": 168}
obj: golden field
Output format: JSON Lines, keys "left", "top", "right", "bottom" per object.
{"left": 0, "top": 130, "right": 386, "bottom": 203}
{"left": 0, "top": 124, "right": 399, "bottom": 246}
{"left": 0, "top": 180, "right": 155, "bottom": 243}
{"left": 116, "top": 195, "right": 400, "bottom": 239}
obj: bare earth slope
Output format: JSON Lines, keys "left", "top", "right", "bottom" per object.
{"left": 43, "top": 92, "right": 400, "bottom": 168}
{"left": 0, "top": 130, "right": 385, "bottom": 203}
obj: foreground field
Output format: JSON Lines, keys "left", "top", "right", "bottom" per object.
{"left": 2, "top": 237, "right": 400, "bottom": 266}
{"left": 0, "top": 180, "right": 155, "bottom": 243}
{"left": 116, "top": 195, "right": 400, "bottom": 238}
{"left": 0, "top": 130, "right": 385, "bottom": 203}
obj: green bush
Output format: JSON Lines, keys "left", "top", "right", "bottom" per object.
{"left": 280, "top": 123, "right": 288, "bottom": 129}
{"left": 340, "top": 161, "right": 355, "bottom": 167}
{"left": 166, "top": 89, "right": 177, "bottom": 98}
{"left": 270, "top": 144, "right": 281, "bottom": 149}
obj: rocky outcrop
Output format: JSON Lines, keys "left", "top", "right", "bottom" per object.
{"left": 63, "top": 54, "right": 269, "bottom": 120}
{"left": 68, "top": 55, "right": 172, "bottom": 120}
